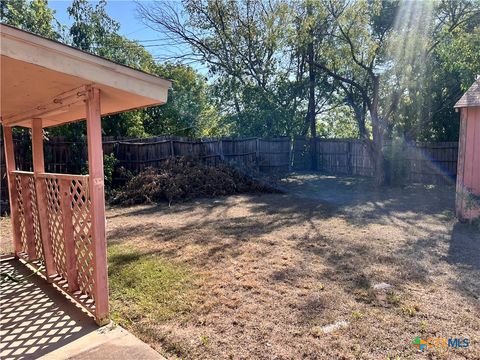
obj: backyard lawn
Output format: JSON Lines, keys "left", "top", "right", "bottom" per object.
{"left": 0, "top": 174, "right": 478, "bottom": 359}
{"left": 104, "top": 173, "right": 479, "bottom": 359}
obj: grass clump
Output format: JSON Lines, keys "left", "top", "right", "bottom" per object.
{"left": 400, "top": 306, "right": 417, "bottom": 317}
{"left": 199, "top": 335, "right": 210, "bottom": 347}
{"left": 420, "top": 320, "right": 428, "bottom": 333}
{"left": 108, "top": 244, "right": 198, "bottom": 326}
{"left": 351, "top": 311, "right": 364, "bottom": 320}
{"left": 386, "top": 291, "right": 401, "bottom": 306}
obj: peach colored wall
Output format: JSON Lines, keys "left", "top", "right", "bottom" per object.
{"left": 457, "top": 106, "right": 480, "bottom": 220}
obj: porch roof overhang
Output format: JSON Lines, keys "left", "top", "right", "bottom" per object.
{"left": 0, "top": 24, "right": 171, "bottom": 128}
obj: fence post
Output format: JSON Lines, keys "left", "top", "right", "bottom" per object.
{"left": 219, "top": 139, "right": 225, "bottom": 161}
{"left": 288, "top": 138, "right": 293, "bottom": 171}
{"left": 170, "top": 140, "right": 175, "bottom": 157}
{"left": 311, "top": 138, "right": 318, "bottom": 171}
{"left": 347, "top": 141, "right": 353, "bottom": 175}
{"left": 255, "top": 138, "right": 260, "bottom": 168}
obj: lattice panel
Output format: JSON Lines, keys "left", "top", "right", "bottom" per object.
{"left": 10, "top": 170, "right": 105, "bottom": 323}
{"left": 44, "top": 177, "right": 68, "bottom": 279}
{"left": 13, "top": 174, "right": 28, "bottom": 255}
{"left": 27, "top": 175, "right": 44, "bottom": 261}
{"left": 70, "top": 177, "right": 95, "bottom": 298}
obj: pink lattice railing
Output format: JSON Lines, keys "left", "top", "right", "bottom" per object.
{"left": 11, "top": 171, "right": 44, "bottom": 266}
{"left": 10, "top": 171, "right": 99, "bottom": 316}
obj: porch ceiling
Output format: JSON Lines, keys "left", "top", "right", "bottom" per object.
{"left": 0, "top": 24, "right": 171, "bottom": 128}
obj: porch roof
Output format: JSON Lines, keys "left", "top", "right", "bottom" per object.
{"left": 0, "top": 24, "right": 171, "bottom": 128}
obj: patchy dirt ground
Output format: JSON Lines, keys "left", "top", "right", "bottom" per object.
{"left": 1, "top": 173, "right": 479, "bottom": 359}
{"left": 104, "top": 174, "right": 479, "bottom": 359}
{"left": 0, "top": 216, "right": 12, "bottom": 254}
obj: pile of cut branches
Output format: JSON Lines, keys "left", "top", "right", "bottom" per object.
{"left": 111, "top": 156, "right": 280, "bottom": 205}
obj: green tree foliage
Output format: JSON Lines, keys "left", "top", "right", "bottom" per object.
{"left": 2, "top": 0, "right": 216, "bottom": 140}
{"left": 395, "top": 2, "right": 480, "bottom": 141}
{"left": 67, "top": 0, "right": 119, "bottom": 51}
{"left": 102, "top": 63, "right": 220, "bottom": 139}
{"left": 3, "top": 0, "right": 480, "bottom": 164}
{"left": 66, "top": 0, "right": 156, "bottom": 71}
{"left": 317, "top": 105, "right": 360, "bottom": 139}
{"left": 143, "top": 0, "right": 480, "bottom": 182}
{"left": 0, "top": 0, "right": 60, "bottom": 39}
{"left": 63, "top": 0, "right": 151, "bottom": 139}
{"left": 293, "top": 0, "right": 479, "bottom": 181}
{"left": 143, "top": 64, "right": 222, "bottom": 137}
{"left": 140, "top": 0, "right": 310, "bottom": 137}
{"left": 64, "top": 0, "right": 221, "bottom": 139}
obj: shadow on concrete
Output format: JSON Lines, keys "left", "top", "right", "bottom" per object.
{"left": 0, "top": 260, "right": 97, "bottom": 359}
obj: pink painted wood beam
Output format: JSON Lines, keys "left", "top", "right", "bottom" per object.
{"left": 85, "top": 86, "right": 109, "bottom": 326}
{"left": 456, "top": 110, "right": 467, "bottom": 219}
{"left": 456, "top": 107, "right": 480, "bottom": 220}
{"left": 3, "top": 126, "right": 22, "bottom": 255}
{"left": 32, "top": 118, "right": 57, "bottom": 280}
{"left": 20, "top": 174, "right": 37, "bottom": 259}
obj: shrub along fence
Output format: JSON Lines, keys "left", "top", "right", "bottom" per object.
{"left": 0, "top": 135, "right": 458, "bottom": 208}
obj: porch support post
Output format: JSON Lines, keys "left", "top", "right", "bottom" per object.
{"left": 32, "top": 118, "right": 57, "bottom": 281}
{"left": 3, "top": 126, "right": 22, "bottom": 255}
{"left": 85, "top": 86, "right": 109, "bottom": 325}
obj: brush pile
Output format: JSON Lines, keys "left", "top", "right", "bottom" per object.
{"left": 111, "top": 156, "right": 280, "bottom": 205}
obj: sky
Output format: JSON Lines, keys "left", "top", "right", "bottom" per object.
{"left": 48, "top": 0, "right": 195, "bottom": 65}
{"left": 50, "top": 0, "right": 156, "bottom": 41}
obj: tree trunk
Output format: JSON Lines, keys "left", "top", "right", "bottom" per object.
{"left": 371, "top": 118, "right": 385, "bottom": 185}
{"left": 306, "top": 4, "right": 317, "bottom": 171}
{"left": 369, "top": 75, "right": 385, "bottom": 185}
{"left": 307, "top": 53, "right": 317, "bottom": 170}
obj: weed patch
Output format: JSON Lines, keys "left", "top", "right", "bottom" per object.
{"left": 108, "top": 244, "right": 199, "bottom": 327}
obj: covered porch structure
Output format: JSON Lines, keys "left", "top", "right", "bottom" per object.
{"left": 1, "top": 24, "right": 171, "bottom": 326}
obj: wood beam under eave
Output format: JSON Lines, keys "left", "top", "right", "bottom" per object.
{"left": 2, "top": 85, "right": 90, "bottom": 127}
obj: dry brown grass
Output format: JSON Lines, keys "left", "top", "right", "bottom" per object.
{"left": 1, "top": 174, "right": 478, "bottom": 359}
{"left": 0, "top": 216, "right": 13, "bottom": 255}
{"left": 104, "top": 174, "right": 479, "bottom": 359}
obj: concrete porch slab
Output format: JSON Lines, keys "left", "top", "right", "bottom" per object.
{"left": 0, "top": 260, "right": 165, "bottom": 360}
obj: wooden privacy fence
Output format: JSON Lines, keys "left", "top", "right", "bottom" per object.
{"left": 1, "top": 136, "right": 458, "bottom": 193}
{"left": 102, "top": 136, "right": 291, "bottom": 174}
{"left": 392, "top": 141, "right": 458, "bottom": 184}
{"left": 292, "top": 139, "right": 458, "bottom": 184}
{"left": 292, "top": 138, "right": 374, "bottom": 176}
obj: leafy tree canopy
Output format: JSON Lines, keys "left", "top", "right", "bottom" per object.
{"left": 1, "top": 0, "right": 60, "bottom": 39}
{"left": 2, "top": 0, "right": 480, "bottom": 151}
{"left": 1, "top": 0, "right": 216, "bottom": 140}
